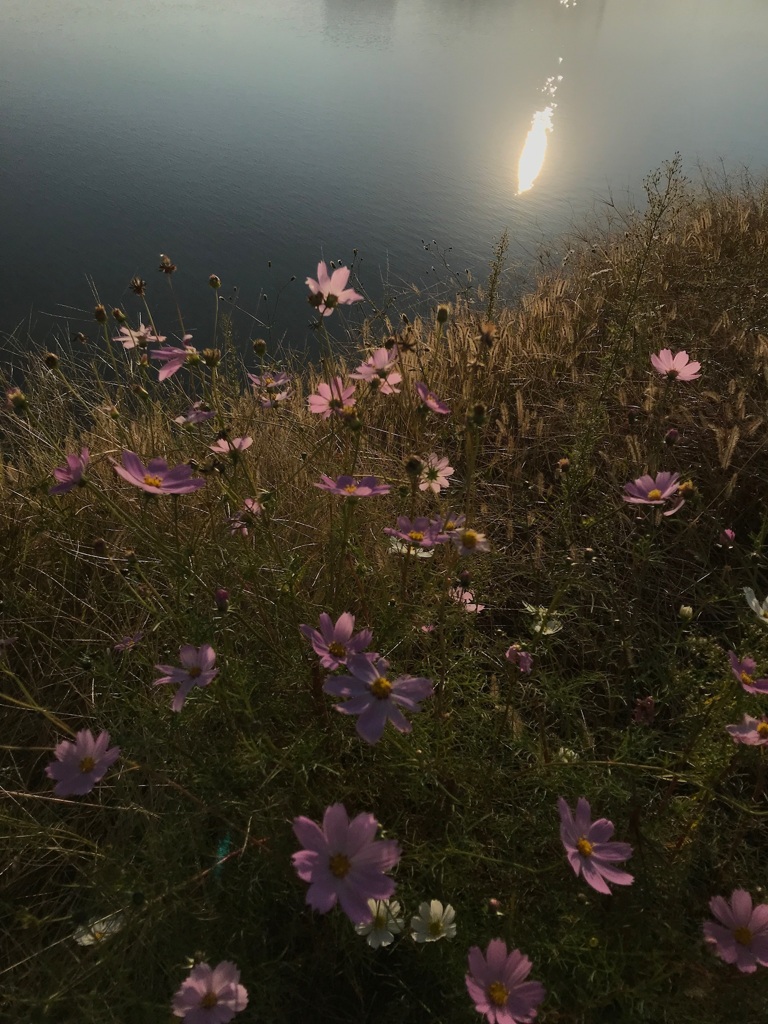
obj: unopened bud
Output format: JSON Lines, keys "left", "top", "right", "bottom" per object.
{"left": 43, "top": 352, "right": 59, "bottom": 369}
{"left": 112, "top": 308, "right": 127, "bottom": 323}
{"left": 468, "top": 402, "right": 487, "bottom": 427}
{"left": 93, "top": 538, "right": 107, "bottom": 557}
{"left": 72, "top": 332, "right": 88, "bottom": 344}
{"left": 557, "top": 457, "right": 570, "bottom": 474}
{"left": 132, "top": 384, "right": 150, "bottom": 400}
{"left": 214, "top": 587, "right": 230, "bottom": 612}
{"left": 94, "top": 304, "right": 108, "bottom": 324}
{"left": 252, "top": 338, "right": 267, "bottom": 355}
{"left": 7, "top": 388, "right": 28, "bottom": 412}
{"left": 202, "top": 348, "right": 221, "bottom": 368}
{"left": 209, "top": 274, "right": 221, "bottom": 289}
{"left": 719, "top": 528, "right": 735, "bottom": 548}
{"left": 436, "top": 303, "right": 450, "bottom": 325}
{"left": 678, "top": 605, "right": 693, "bottom": 622}
{"left": 664, "top": 428, "right": 679, "bottom": 445}
{"left": 405, "top": 455, "right": 425, "bottom": 478}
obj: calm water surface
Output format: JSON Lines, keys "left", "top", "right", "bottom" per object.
{"left": 2, "top": 0, "right": 768, "bottom": 352}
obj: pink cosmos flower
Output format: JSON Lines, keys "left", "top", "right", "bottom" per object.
{"left": 247, "top": 371, "right": 292, "bottom": 406}
{"left": 384, "top": 516, "right": 446, "bottom": 550}
{"left": 703, "top": 890, "right": 768, "bottom": 973}
{"left": 305, "top": 262, "right": 363, "bottom": 317}
{"left": 45, "top": 729, "right": 120, "bottom": 797}
{"left": 437, "top": 511, "right": 466, "bottom": 534}
{"left": 725, "top": 714, "right": 768, "bottom": 746}
{"left": 113, "top": 451, "right": 205, "bottom": 495}
{"left": 49, "top": 448, "right": 90, "bottom": 495}
{"left": 113, "top": 324, "right": 166, "bottom": 350}
{"left": 451, "top": 528, "right": 490, "bottom": 556}
{"left": 315, "top": 474, "right": 391, "bottom": 497}
{"left": 175, "top": 402, "right": 215, "bottom": 425}
{"left": 350, "top": 348, "right": 402, "bottom": 395}
{"left": 307, "top": 377, "right": 356, "bottom": 419}
{"left": 415, "top": 381, "right": 451, "bottom": 415}
{"left": 557, "top": 796, "right": 634, "bottom": 894}
{"left": 419, "top": 453, "right": 455, "bottom": 493}
{"left": 727, "top": 651, "right": 768, "bottom": 695}
{"left": 150, "top": 338, "right": 198, "bottom": 380}
{"left": 172, "top": 960, "right": 248, "bottom": 1023}
{"left": 299, "top": 612, "right": 373, "bottom": 670}
{"left": 113, "top": 631, "right": 144, "bottom": 653}
{"left": 466, "top": 939, "right": 546, "bottom": 1024}
{"left": 153, "top": 644, "right": 219, "bottom": 712}
{"left": 650, "top": 349, "right": 701, "bottom": 381}
{"left": 449, "top": 587, "right": 485, "bottom": 613}
{"left": 227, "top": 498, "right": 263, "bottom": 537}
{"left": 291, "top": 803, "right": 400, "bottom": 923}
{"left": 622, "top": 471, "right": 683, "bottom": 515}
{"left": 505, "top": 646, "right": 533, "bottom": 673}
{"left": 208, "top": 436, "right": 253, "bottom": 456}
{"left": 323, "top": 654, "right": 433, "bottom": 744}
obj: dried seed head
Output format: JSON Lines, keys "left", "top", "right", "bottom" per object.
{"left": 158, "top": 254, "right": 176, "bottom": 274}
{"left": 479, "top": 321, "right": 497, "bottom": 347}
{"left": 129, "top": 276, "right": 146, "bottom": 296}
{"left": 202, "top": 348, "right": 221, "bottom": 368}
{"left": 436, "top": 303, "right": 450, "bottom": 325}
{"left": 468, "top": 402, "right": 487, "bottom": 427}
{"left": 72, "top": 332, "right": 88, "bottom": 344}
{"left": 7, "top": 388, "right": 28, "bottom": 412}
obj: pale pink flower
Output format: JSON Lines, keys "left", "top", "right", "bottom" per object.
{"left": 451, "top": 528, "right": 490, "bottom": 556}
{"left": 449, "top": 587, "right": 485, "bottom": 613}
{"left": 45, "top": 729, "right": 120, "bottom": 797}
{"left": 725, "top": 714, "right": 768, "bottom": 746}
{"left": 315, "top": 474, "right": 391, "bottom": 497}
{"left": 247, "top": 371, "right": 292, "bottom": 406}
{"left": 113, "top": 631, "right": 144, "bottom": 653}
{"left": 307, "top": 377, "right": 356, "bottom": 419}
{"left": 172, "top": 960, "right": 248, "bottom": 1022}
{"left": 208, "top": 436, "right": 253, "bottom": 455}
{"left": 150, "top": 338, "right": 198, "bottom": 380}
{"left": 384, "top": 516, "right": 446, "bottom": 550}
{"left": 305, "top": 262, "right": 363, "bottom": 317}
{"left": 175, "top": 402, "right": 215, "bottom": 425}
{"left": 113, "top": 324, "right": 166, "bottom": 349}
{"left": 227, "top": 498, "right": 262, "bottom": 536}
{"left": 153, "top": 644, "right": 219, "bottom": 712}
{"left": 505, "top": 646, "right": 533, "bottom": 673}
{"left": 50, "top": 448, "right": 90, "bottom": 495}
{"left": 415, "top": 381, "right": 451, "bottom": 415}
{"left": 719, "top": 528, "right": 736, "bottom": 547}
{"left": 703, "top": 890, "right": 768, "bottom": 972}
{"left": 299, "top": 612, "right": 373, "bottom": 670}
{"left": 650, "top": 349, "right": 701, "bottom": 381}
{"left": 466, "top": 939, "right": 545, "bottom": 1024}
{"left": 558, "top": 797, "right": 634, "bottom": 894}
{"left": 622, "top": 471, "right": 683, "bottom": 515}
{"left": 419, "top": 453, "right": 454, "bottom": 493}
{"left": 292, "top": 803, "right": 400, "bottom": 923}
{"left": 113, "top": 451, "right": 205, "bottom": 495}
{"left": 350, "top": 348, "right": 402, "bottom": 395}
{"left": 727, "top": 651, "right": 768, "bottom": 695}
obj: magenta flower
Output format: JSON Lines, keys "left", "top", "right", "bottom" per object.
{"left": 415, "top": 381, "right": 451, "bottom": 415}
{"left": 113, "top": 451, "right": 205, "bottom": 495}
{"left": 175, "top": 401, "right": 215, "bottom": 425}
{"left": 150, "top": 339, "right": 198, "bottom": 380}
{"left": 719, "top": 527, "right": 736, "bottom": 547}
{"left": 350, "top": 348, "right": 402, "bottom": 395}
{"left": 650, "top": 349, "right": 701, "bottom": 381}
{"left": 315, "top": 474, "right": 391, "bottom": 497}
{"left": 208, "top": 436, "right": 253, "bottom": 455}
{"left": 437, "top": 511, "right": 466, "bottom": 534}
{"left": 307, "top": 377, "right": 356, "bottom": 419}
{"left": 466, "top": 939, "right": 546, "bottom": 1024}
{"left": 247, "top": 371, "right": 292, "bottom": 406}
{"left": 449, "top": 587, "right": 485, "bottom": 613}
{"left": 728, "top": 651, "right": 768, "bottom": 695}
{"left": 384, "top": 516, "right": 446, "bottom": 550}
{"left": 703, "top": 890, "right": 768, "bottom": 973}
{"left": 305, "top": 262, "right": 363, "bottom": 317}
{"left": 154, "top": 644, "right": 219, "bottom": 712}
{"left": 172, "top": 960, "right": 248, "bottom": 1023}
{"left": 45, "top": 729, "right": 120, "bottom": 797}
{"left": 451, "top": 528, "right": 490, "bottom": 556}
{"left": 113, "top": 324, "right": 166, "bottom": 349}
{"left": 725, "top": 714, "right": 768, "bottom": 746}
{"left": 50, "top": 448, "right": 90, "bottom": 495}
{"left": 227, "top": 497, "right": 263, "bottom": 537}
{"left": 299, "top": 612, "right": 373, "bottom": 670}
{"left": 622, "top": 471, "right": 683, "bottom": 515}
{"left": 291, "top": 803, "right": 400, "bottom": 923}
{"left": 113, "top": 631, "right": 144, "bottom": 653}
{"left": 323, "top": 654, "right": 433, "bottom": 744}
{"left": 505, "top": 646, "right": 533, "bottom": 673}
{"left": 419, "top": 453, "right": 455, "bottom": 493}
{"left": 557, "top": 797, "right": 634, "bottom": 894}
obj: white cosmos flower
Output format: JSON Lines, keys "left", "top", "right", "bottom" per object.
{"left": 354, "top": 899, "right": 404, "bottom": 948}
{"left": 744, "top": 587, "right": 768, "bottom": 625}
{"left": 388, "top": 538, "right": 434, "bottom": 558}
{"left": 410, "top": 900, "right": 457, "bottom": 942}
{"left": 522, "top": 602, "right": 563, "bottom": 635}
{"left": 73, "top": 912, "right": 124, "bottom": 946}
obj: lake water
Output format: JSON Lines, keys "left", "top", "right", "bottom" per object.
{"left": 2, "top": 0, "right": 768, "bottom": 354}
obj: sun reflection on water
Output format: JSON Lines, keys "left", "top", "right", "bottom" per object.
{"left": 516, "top": 73, "right": 562, "bottom": 195}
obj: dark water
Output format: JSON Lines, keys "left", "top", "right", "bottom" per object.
{"left": 2, "top": 0, "right": 768, "bottom": 354}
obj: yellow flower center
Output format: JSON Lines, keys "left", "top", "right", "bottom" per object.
{"left": 647, "top": 489, "right": 662, "bottom": 500}
{"left": 328, "top": 642, "right": 346, "bottom": 657}
{"left": 143, "top": 474, "right": 163, "bottom": 488}
{"left": 200, "top": 992, "right": 219, "bottom": 1009}
{"left": 370, "top": 677, "right": 393, "bottom": 699}
{"left": 329, "top": 853, "right": 351, "bottom": 878}
{"left": 577, "top": 837, "right": 593, "bottom": 857}
{"left": 461, "top": 530, "right": 479, "bottom": 549}
{"left": 487, "top": 982, "right": 509, "bottom": 1007}
{"left": 734, "top": 926, "right": 753, "bottom": 946}
{"left": 342, "top": 405, "right": 356, "bottom": 416}
{"left": 408, "top": 531, "right": 425, "bottom": 542}
{"left": 264, "top": 376, "right": 274, "bottom": 386}
{"left": 444, "top": 520, "right": 456, "bottom": 531}
{"left": 741, "top": 671, "right": 754, "bottom": 686}
{"left": 757, "top": 723, "right": 768, "bottom": 738}
{"left": 343, "top": 484, "right": 358, "bottom": 494}
{"left": 92, "top": 930, "right": 105, "bottom": 941}
{"left": 79, "top": 756, "right": 96, "bottom": 774}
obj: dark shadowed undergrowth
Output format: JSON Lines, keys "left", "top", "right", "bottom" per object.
{"left": 2, "top": 162, "right": 768, "bottom": 1023}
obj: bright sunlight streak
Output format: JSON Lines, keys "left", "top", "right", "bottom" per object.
{"left": 516, "top": 106, "right": 555, "bottom": 195}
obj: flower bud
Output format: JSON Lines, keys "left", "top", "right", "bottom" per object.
{"left": 93, "top": 538, "right": 107, "bottom": 557}
{"left": 468, "top": 402, "right": 487, "bottom": 427}
{"left": 405, "top": 455, "right": 425, "bottom": 479}
{"left": 678, "top": 605, "right": 693, "bottom": 622}
{"left": 94, "top": 304, "right": 108, "bottom": 324}
{"left": 479, "top": 321, "right": 497, "bottom": 347}
{"left": 678, "top": 479, "right": 696, "bottom": 498}
{"left": 112, "top": 308, "right": 127, "bottom": 323}
{"left": 664, "top": 428, "right": 679, "bottom": 445}
{"left": 436, "top": 303, "right": 450, "bottom": 325}
{"left": 132, "top": 384, "right": 150, "bottom": 400}
{"left": 557, "top": 457, "right": 570, "bottom": 474}
{"left": 209, "top": 274, "right": 221, "bottom": 290}
{"left": 7, "top": 388, "right": 28, "bottom": 413}
{"left": 214, "top": 588, "right": 230, "bottom": 612}
{"left": 43, "top": 352, "right": 59, "bottom": 369}
{"left": 252, "top": 338, "right": 267, "bottom": 356}
{"left": 718, "top": 528, "right": 735, "bottom": 548}
{"left": 202, "top": 348, "right": 221, "bottom": 368}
